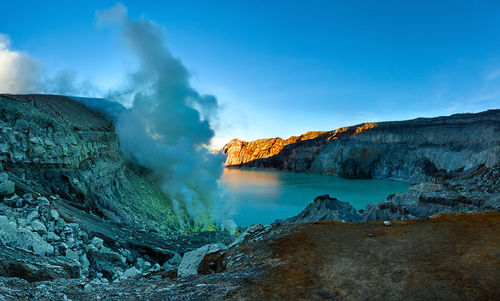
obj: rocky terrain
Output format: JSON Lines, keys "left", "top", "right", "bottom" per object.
{"left": 1, "top": 212, "right": 498, "bottom": 300}
{"left": 0, "top": 94, "right": 498, "bottom": 300}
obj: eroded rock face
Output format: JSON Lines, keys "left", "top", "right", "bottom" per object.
{"left": 0, "top": 94, "right": 177, "bottom": 230}
{"left": 222, "top": 131, "right": 326, "bottom": 167}
{"left": 222, "top": 110, "right": 500, "bottom": 183}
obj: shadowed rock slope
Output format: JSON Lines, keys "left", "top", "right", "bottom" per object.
{"left": 0, "top": 93, "right": 177, "bottom": 230}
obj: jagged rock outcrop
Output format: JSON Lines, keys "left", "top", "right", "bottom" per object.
{"left": 223, "top": 110, "right": 500, "bottom": 182}
{"left": 275, "top": 194, "right": 360, "bottom": 224}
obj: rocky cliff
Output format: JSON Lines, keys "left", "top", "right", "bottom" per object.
{"left": 0, "top": 94, "right": 177, "bottom": 230}
{"left": 222, "top": 131, "right": 325, "bottom": 166}
{"left": 223, "top": 110, "right": 500, "bottom": 182}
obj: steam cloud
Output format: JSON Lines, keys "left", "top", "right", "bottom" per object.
{"left": 0, "top": 34, "right": 44, "bottom": 94}
{"left": 97, "top": 4, "right": 233, "bottom": 231}
{"left": 0, "top": 34, "right": 99, "bottom": 96}
{"left": 0, "top": 4, "right": 234, "bottom": 231}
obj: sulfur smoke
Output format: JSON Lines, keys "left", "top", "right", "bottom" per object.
{"left": 0, "top": 4, "right": 234, "bottom": 231}
{"left": 96, "top": 4, "right": 233, "bottom": 231}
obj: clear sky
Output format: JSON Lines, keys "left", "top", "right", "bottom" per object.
{"left": 1, "top": 1, "right": 500, "bottom": 147}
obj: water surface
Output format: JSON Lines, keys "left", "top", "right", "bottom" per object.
{"left": 219, "top": 168, "right": 410, "bottom": 226}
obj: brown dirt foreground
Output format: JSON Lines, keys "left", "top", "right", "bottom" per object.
{"left": 202, "top": 212, "right": 500, "bottom": 301}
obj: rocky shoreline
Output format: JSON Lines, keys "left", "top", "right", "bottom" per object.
{"left": 223, "top": 110, "right": 500, "bottom": 221}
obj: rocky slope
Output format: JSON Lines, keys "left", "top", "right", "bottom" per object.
{"left": 1, "top": 212, "right": 498, "bottom": 300}
{"left": 0, "top": 94, "right": 177, "bottom": 230}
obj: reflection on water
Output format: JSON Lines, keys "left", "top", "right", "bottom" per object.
{"left": 219, "top": 168, "right": 410, "bottom": 227}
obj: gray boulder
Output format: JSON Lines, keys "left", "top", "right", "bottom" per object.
{"left": 121, "top": 267, "right": 141, "bottom": 279}
{"left": 178, "top": 243, "right": 226, "bottom": 277}
{"left": 0, "top": 172, "right": 14, "bottom": 196}
{"left": 0, "top": 245, "right": 80, "bottom": 281}
{"left": 30, "top": 219, "right": 48, "bottom": 235}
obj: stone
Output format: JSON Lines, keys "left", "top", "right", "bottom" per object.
{"left": 0, "top": 172, "right": 15, "bottom": 196}
{"left": 56, "top": 217, "right": 66, "bottom": 227}
{"left": 150, "top": 263, "right": 161, "bottom": 271}
{"left": 22, "top": 193, "right": 34, "bottom": 203}
{"left": 50, "top": 209, "right": 60, "bottom": 220}
{"left": 275, "top": 194, "right": 361, "bottom": 225}
{"left": 30, "top": 219, "right": 48, "bottom": 235}
{"left": 0, "top": 244, "right": 80, "bottom": 281}
{"left": 178, "top": 243, "right": 226, "bottom": 277}
{"left": 0, "top": 216, "right": 17, "bottom": 244}
{"left": 31, "top": 232, "right": 54, "bottom": 256}
{"left": 0, "top": 180, "right": 15, "bottom": 196}
{"left": 3, "top": 195, "right": 19, "bottom": 207}
{"left": 67, "top": 223, "right": 80, "bottom": 232}
{"left": 65, "top": 249, "right": 80, "bottom": 263}
{"left": 384, "top": 221, "right": 392, "bottom": 226}
{"left": 122, "top": 267, "right": 141, "bottom": 279}
{"left": 38, "top": 197, "right": 50, "bottom": 206}
{"left": 47, "top": 231, "right": 61, "bottom": 242}
{"left": 91, "top": 237, "right": 104, "bottom": 249}
{"left": 80, "top": 253, "right": 90, "bottom": 269}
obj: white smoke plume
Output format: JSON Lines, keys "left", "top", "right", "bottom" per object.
{"left": 0, "top": 34, "right": 99, "bottom": 96}
{"left": 0, "top": 34, "right": 44, "bottom": 94}
{"left": 96, "top": 4, "right": 233, "bottom": 231}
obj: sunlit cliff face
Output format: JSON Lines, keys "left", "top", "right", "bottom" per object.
{"left": 327, "top": 122, "right": 378, "bottom": 140}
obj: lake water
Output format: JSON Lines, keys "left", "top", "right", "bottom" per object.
{"left": 219, "top": 168, "right": 410, "bottom": 226}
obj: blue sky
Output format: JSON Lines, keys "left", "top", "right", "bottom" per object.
{"left": 1, "top": 1, "right": 500, "bottom": 147}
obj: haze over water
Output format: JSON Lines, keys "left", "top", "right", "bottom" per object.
{"left": 220, "top": 168, "right": 411, "bottom": 226}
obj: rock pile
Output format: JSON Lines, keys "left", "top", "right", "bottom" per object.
{"left": 0, "top": 191, "right": 187, "bottom": 283}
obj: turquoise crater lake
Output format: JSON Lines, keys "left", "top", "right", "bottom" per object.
{"left": 219, "top": 168, "right": 411, "bottom": 227}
